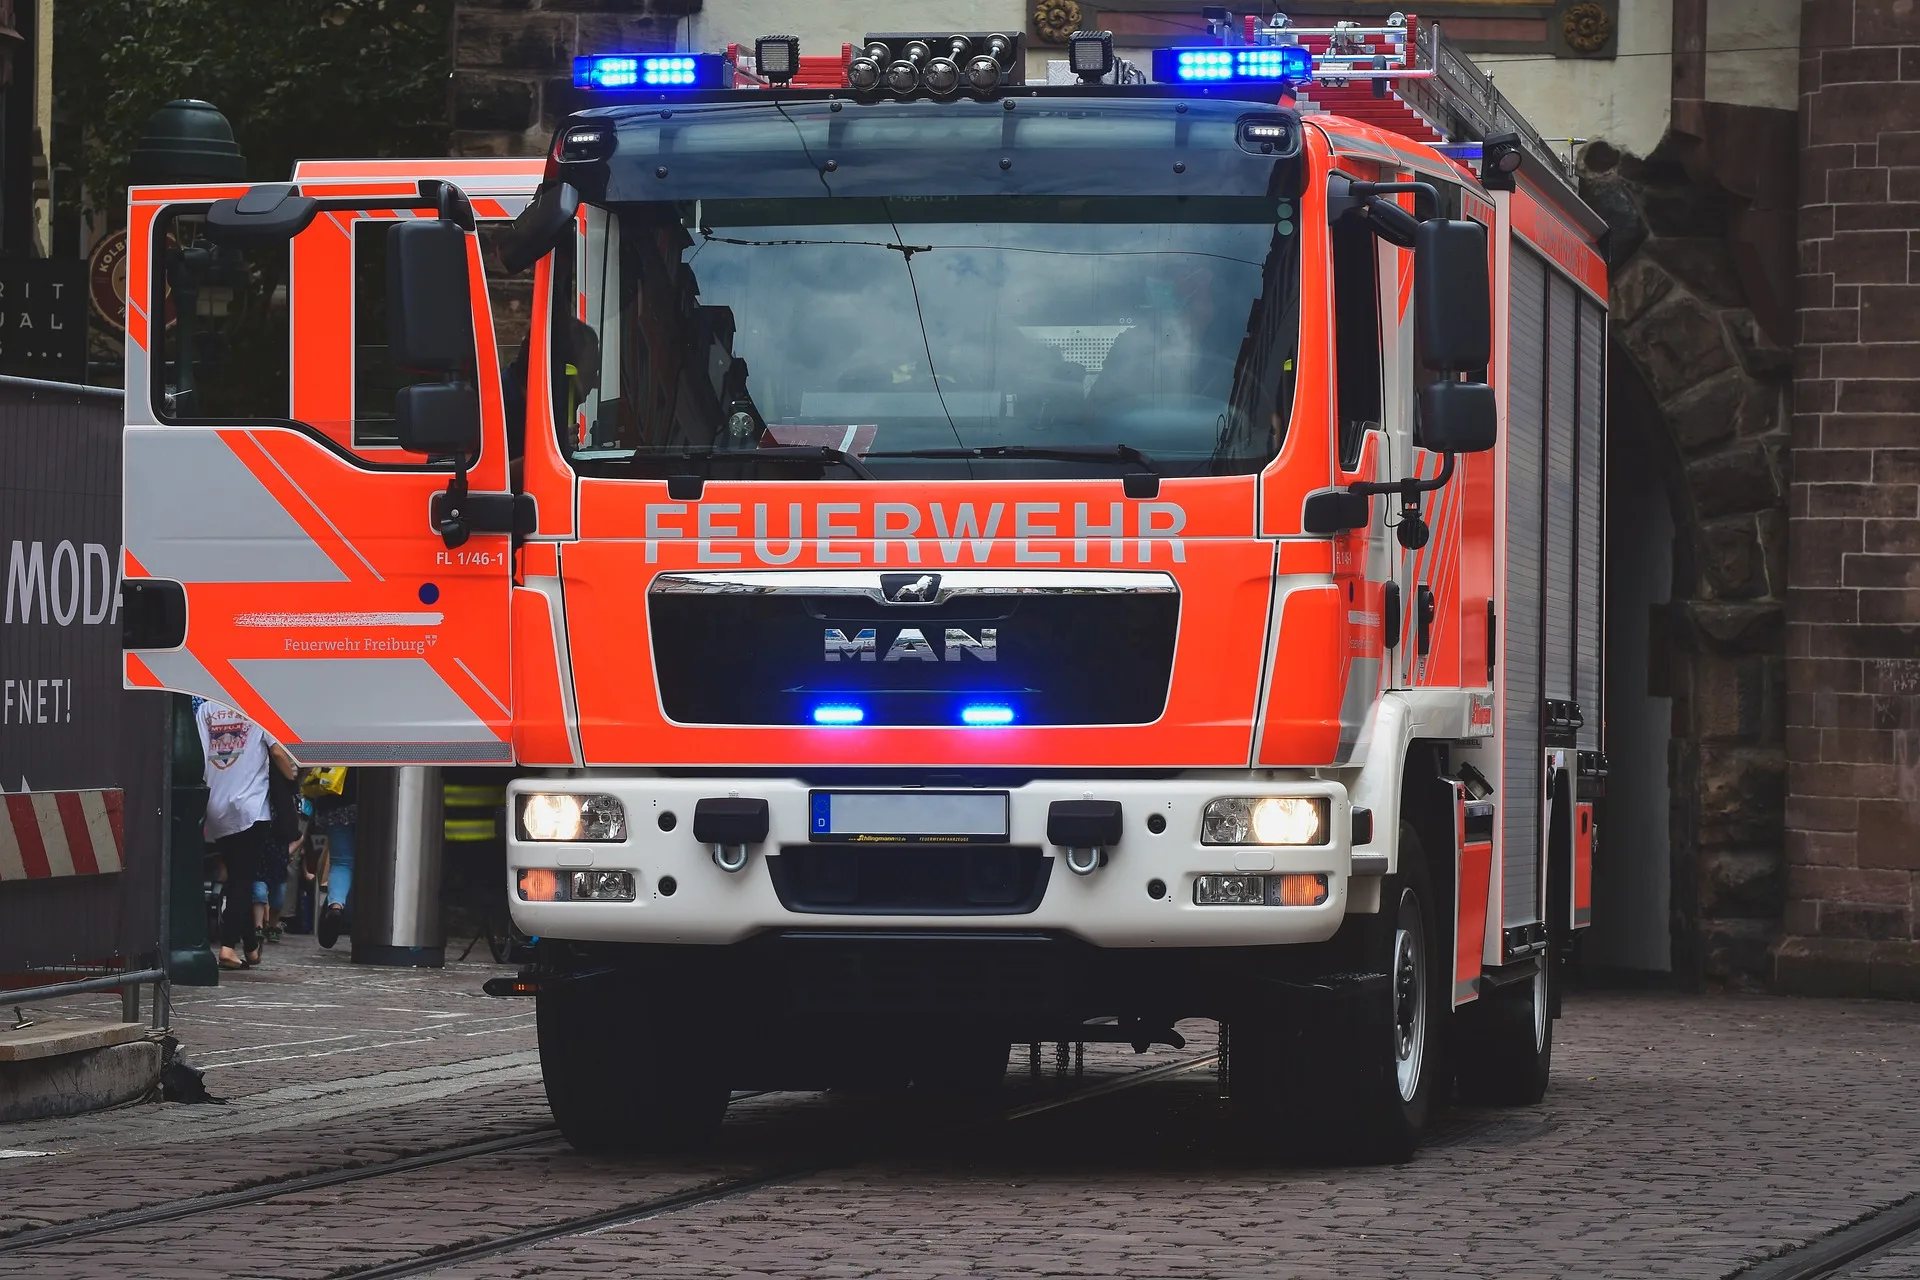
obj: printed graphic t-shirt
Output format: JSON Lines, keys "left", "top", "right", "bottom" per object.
{"left": 196, "top": 700, "right": 276, "bottom": 842}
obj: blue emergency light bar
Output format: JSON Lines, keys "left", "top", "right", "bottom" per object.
{"left": 1151, "top": 44, "right": 1313, "bottom": 85}
{"left": 573, "top": 53, "right": 730, "bottom": 91}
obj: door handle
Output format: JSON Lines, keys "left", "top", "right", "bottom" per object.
{"left": 429, "top": 490, "right": 537, "bottom": 547}
{"left": 1417, "top": 585, "right": 1436, "bottom": 656}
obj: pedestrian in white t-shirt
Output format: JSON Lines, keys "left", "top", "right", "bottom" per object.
{"left": 195, "top": 700, "right": 295, "bottom": 969}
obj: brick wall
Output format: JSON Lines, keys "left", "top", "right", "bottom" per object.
{"left": 451, "top": 0, "right": 702, "bottom": 157}
{"left": 1778, "top": 0, "right": 1920, "bottom": 996}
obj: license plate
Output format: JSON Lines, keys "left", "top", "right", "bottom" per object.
{"left": 808, "top": 791, "right": 1010, "bottom": 844}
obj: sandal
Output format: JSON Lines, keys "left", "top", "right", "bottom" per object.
{"left": 218, "top": 948, "right": 248, "bottom": 971}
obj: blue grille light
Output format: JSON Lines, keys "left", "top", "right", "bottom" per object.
{"left": 1152, "top": 44, "right": 1312, "bottom": 85}
{"left": 812, "top": 703, "right": 866, "bottom": 725}
{"left": 960, "top": 703, "right": 1016, "bottom": 726}
{"left": 573, "top": 53, "right": 726, "bottom": 91}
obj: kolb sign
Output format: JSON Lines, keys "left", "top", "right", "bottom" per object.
{"left": 0, "top": 259, "right": 89, "bottom": 385}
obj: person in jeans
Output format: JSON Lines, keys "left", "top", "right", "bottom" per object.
{"left": 314, "top": 769, "right": 357, "bottom": 949}
{"left": 196, "top": 699, "right": 295, "bottom": 970}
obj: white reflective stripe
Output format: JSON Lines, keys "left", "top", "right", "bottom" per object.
{"left": 31, "top": 793, "right": 74, "bottom": 877}
{"left": 136, "top": 647, "right": 244, "bottom": 711}
{"left": 524, "top": 576, "right": 583, "bottom": 766}
{"left": 233, "top": 657, "right": 501, "bottom": 745}
{"left": 234, "top": 612, "right": 444, "bottom": 627}
{"left": 0, "top": 806, "right": 25, "bottom": 880}
{"left": 453, "top": 656, "right": 510, "bottom": 718}
{"left": 125, "top": 428, "right": 348, "bottom": 584}
{"left": 80, "top": 790, "right": 122, "bottom": 873}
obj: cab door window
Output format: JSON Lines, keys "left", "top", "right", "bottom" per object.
{"left": 154, "top": 211, "right": 291, "bottom": 421}
{"left": 1330, "top": 200, "right": 1381, "bottom": 471}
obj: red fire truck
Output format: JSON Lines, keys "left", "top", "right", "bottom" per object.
{"left": 120, "top": 12, "right": 1608, "bottom": 1162}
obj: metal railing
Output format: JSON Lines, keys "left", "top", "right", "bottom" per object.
{"left": 7, "top": 968, "right": 171, "bottom": 1031}
{"left": 1398, "top": 19, "right": 1575, "bottom": 181}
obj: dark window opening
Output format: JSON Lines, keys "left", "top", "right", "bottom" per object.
{"left": 154, "top": 212, "right": 290, "bottom": 421}
{"left": 1331, "top": 213, "right": 1380, "bottom": 471}
{"left": 351, "top": 222, "right": 404, "bottom": 446}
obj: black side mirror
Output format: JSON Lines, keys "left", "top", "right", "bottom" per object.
{"left": 204, "top": 183, "right": 321, "bottom": 246}
{"left": 499, "top": 181, "right": 580, "bottom": 274}
{"left": 1303, "top": 488, "right": 1372, "bottom": 535}
{"left": 388, "top": 219, "right": 476, "bottom": 374}
{"left": 1418, "top": 380, "right": 1498, "bottom": 454}
{"left": 1414, "top": 219, "right": 1491, "bottom": 372}
{"left": 396, "top": 383, "right": 481, "bottom": 455}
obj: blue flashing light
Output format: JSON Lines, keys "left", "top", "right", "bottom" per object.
{"left": 1153, "top": 44, "right": 1312, "bottom": 86}
{"left": 573, "top": 53, "right": 726, "bottom": 91}
{"left": 960, "top": 703, "right": 1016, "bottom": 726}
{"left": 812, "top": 703, "right": 866, "bottom": 725}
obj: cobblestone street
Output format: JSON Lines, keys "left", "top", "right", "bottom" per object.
{"left": 4, "top": 938, "right": 1920, "bottom": 1279}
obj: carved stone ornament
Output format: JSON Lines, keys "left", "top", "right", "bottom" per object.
{"left": 1561, "top": 2, "right": 1614, "bottom": 54}
{"left": 1032, "top": 0, "right": 1084, "bottom": 46}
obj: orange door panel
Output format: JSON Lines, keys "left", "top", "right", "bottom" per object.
{"left": 122, "top": 195, "right": 516, "bottom": 764}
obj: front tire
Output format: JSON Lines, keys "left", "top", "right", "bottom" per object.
{"left": 1233, "top": 824, "right": 1445, "bottom": 1164}
{"left": 537, "top": 973, "right": 731, "bottom": 1154}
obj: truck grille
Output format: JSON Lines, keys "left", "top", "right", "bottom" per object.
{"left": 648, "top": 570, "right": 1178, "bottom": 726}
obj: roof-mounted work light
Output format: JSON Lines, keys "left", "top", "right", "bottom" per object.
{"left": 1480, "top": 132, "right": 1524, "bottom": 190}
{"left": 572, "top": 53, "right": 729, "bottom": 91}
{"left": 924, "top": 35, "right": 971, "bottom": 97}
{"left": 1069, "top": 30, "right": 1115, "bottom": 83}
{"left": 887, "top": 39, "right": 932, "bottom": 94}
{"left": 754, "top": 35, "right": 800, "bottom": 85}
{"left": 847, "top": 40, "right": 889, "bottom": 91}
{"left": 1151, "top": 44, "right": 1313, "bottom": 85}
{"left": 967, "top": 32, "right": 1017, "bottom": 91}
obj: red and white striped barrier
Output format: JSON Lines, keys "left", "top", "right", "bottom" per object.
{"left": 0, "top": 791, "right": 125, "bottom": 881}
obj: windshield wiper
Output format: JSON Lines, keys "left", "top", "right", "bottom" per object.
{"left": 867, "top": 444, "right": 1157, "bottom": 470}
{"left": 635, "top": 445, "right": 875, "bottom": 480}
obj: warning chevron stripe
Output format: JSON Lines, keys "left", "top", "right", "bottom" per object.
{"left": 0, "top": 791, "right": 124, "bottom": 882}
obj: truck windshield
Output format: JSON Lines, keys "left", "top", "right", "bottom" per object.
{"left": 551, "top": 195, "right": 1300, "bottom": 481}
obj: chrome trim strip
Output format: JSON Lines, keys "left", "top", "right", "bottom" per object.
{"left": 649, "top": 569, "right": 1178, "bottom": 605}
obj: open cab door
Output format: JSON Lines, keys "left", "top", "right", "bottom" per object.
{"left": 120, "top": 179, "right": 521, "bottom": 764}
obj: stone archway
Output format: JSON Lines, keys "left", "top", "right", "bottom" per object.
{"left": 1579, "top": 131, "right": 1792, "bottom": 986}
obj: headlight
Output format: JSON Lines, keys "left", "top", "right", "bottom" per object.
{"left": 1200, "top": 796, "right": 1328, "bottom": 846}
{"left": 517, "top": 793, "right": 627, "bottom": 842}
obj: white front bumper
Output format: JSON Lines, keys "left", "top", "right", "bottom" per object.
{"left": 507, "top": 776, "right": 1355, "bottom": 948}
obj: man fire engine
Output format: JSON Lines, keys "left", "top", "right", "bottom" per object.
{"left": 121, "top": 12, "right": 1608, "bottom": 1162}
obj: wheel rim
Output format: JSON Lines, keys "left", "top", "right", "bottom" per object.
{"left": 1531, "top": 957, "right": 1549, "bottom": 1052}
{"left": 1393, "top": 894, "right": 1427, "bottom": 1103}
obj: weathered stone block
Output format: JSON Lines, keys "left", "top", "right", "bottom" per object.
{"left": 1772, "top": 934, "right": 1873, "bottom": 996}
{"left": 1859, "top": 284, "right": 1920, "bottom": 339}
{"left": 574, "top": 14, "right": 678, "bottom": 55}
{"left": 1700, "top": 518, "right": 1766, "bottom": 599}
{"left": 1690, "top": 601, "right": 1786, "bottom": 651}
{"left": 455, "top": 13, "right": 572, "bottom": 71}
{"left": 453, "top": 73, "right": 536, "bottom": 132}
{"left": 1869, "top": 940, "right": 1920, "bottom": 997}
{"left": 1691, "top": 443, "right": 1781, "bottom": 519}
{"left": 1644, "top": 236, "right": 1747, "bottom": 307}
{"left": 1700, "top": 849, "right": 1785, "bottom": 918}
{"left": 1821, "top": 902, "right": 1911, "bottom": 939}
{"left": 1580, "top": 173, "right": 1647, "bottom": 265}
{"left": 1611, "top": 254, "right": 1673, "bottom": 326}
{"left": 1627, "top": 294, "right": 1737, "bottom": 399}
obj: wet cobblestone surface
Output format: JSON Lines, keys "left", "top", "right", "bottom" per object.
{"left": 3, "top": 934, "right": 1919, "bottom": 1278}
